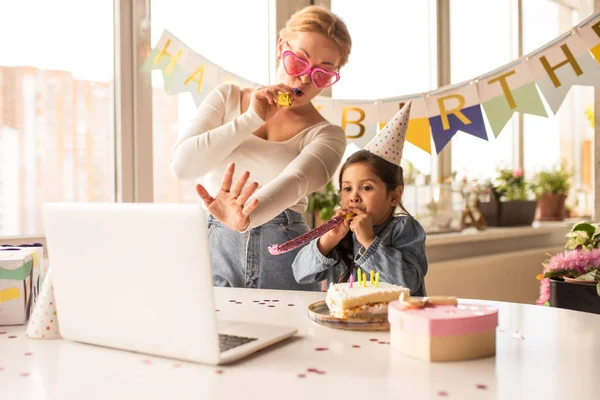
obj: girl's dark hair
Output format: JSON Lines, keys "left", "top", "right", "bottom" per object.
{"left": 336, "top": 150, "right": 409, "bottom": 283}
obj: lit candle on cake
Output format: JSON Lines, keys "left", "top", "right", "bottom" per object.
{"left": 370, "top": 270, "right": 374, "bottom": 285}
{"left": 363, "top": 272, "right": 367, "bottom": 287}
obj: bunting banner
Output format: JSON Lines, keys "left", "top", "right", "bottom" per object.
{"left": 575, "top": 12, "right": 600, "bottom": 63}
{"left": 426, "top": 82, "right": 488, "bottom": 153}
{"left": 477, "top": 60, "right": 547, "bottom": 137}
{"left": 145, "top": 11, "right": 600, "bottom": 155}
{"left": 525, "top": 32, "right": 600, "bottom": 114}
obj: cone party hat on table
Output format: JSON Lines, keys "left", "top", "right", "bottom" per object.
{"left": 26, "top": 267, "right": 61, "bottom": 339}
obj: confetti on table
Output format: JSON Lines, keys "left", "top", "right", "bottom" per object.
{"left": 141, "top": 359, "right": 153, "bottom": 365}
{"left": 476, "top": 384, "right": 487, "bottom": 390}
{"left": 369, "top": 338, "right": 378, "bottom": 342}
{"left": 314, "top": 347, "right": 328, "bottom": 351}
{"left": 307, "top": 368, "right": 326, "bottom": 375}
{"left": 259, "top": 302, "right": 266, "bottom": 305}
{"left": 378, "top": 341, "right": 390, "bottom": 345}
{"left": 228, "top": 300, "right": 236, "bottom": 303}
{"left": 268, "top": 305, "right": 275, "bottom": 308}
{"left": 253, "top": 300, "right": 260, "bottom": 303}
{"left": 512, "top": 330, "right": 525, "bottom": 340}
{"left": 272, "top": 300, "right": 279, "bottom": 302}
{"left": 437, "top": 391, "right": 448, "bottom": 397}
{"left": 20, "top": 373, "right": 30, "bottom": 377}
{"left": 24, "top": 353, "right": 32, "bottom": 356}
{"left": 0, "top": 332, "right": 6, "bottom": 334}
{"left": 287, "top": 304, "right": 295, "bottom": 307}
{"left": 215, "top": 369, "right": 224, "bottom": 374}
{"left": 8, "top": 336, "right": 17, "bottom": 339}
{"left": 297, "top": 373, "right": 306, "bottom": 378}
{"left": 352, "top": 345, "right": 361, "bottom": 348}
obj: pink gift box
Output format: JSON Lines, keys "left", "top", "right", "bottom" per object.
{"left": 388, "top": 300, "right": 498, "bottom": 362}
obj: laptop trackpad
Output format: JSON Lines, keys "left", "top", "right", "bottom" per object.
{"left": 216, "top": 320, "right": 243, "bottom": 332}
{"left": 216, "top": 320, "right": 296, "bottom": 340}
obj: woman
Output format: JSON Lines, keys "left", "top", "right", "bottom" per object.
{"left": 170, "top": 5, "right": 352, "bottom": 290}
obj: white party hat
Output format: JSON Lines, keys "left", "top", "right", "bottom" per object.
{"left": 26, "top": 267, "right": 61, "bottom": 339}
{"left": 364, "top": 100, "right": 412, "bottom": 165}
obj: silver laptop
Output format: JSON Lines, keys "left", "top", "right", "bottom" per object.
{"left": 42, "top": 202, "right": 297, "bottom": 365}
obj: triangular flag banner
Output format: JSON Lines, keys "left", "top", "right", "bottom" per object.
{"left": 141, "top": 31, "right": 190, "bottom": 93}
{"left": 365, "top": 101, "right": 411, "bottom": 164}
{"left": 525, "top": 33, "right": 600, "bottom": 114}
{"left": 575, "top": 11, "right": 600, "bottom": 64}
{"left": 333, "top": 100, "right": 379, "bottom": 150}
{"left": 378, "top": 95, "right": 431, "bottom": 154}
{"left": 26, "top": 268, "right": 61, "bottom": 340}
{"left": 477, "top": 60, "right": 547, "bottom": 137}
{"left": 164, "top": 52, "right": 220, "bottom": 106}
{"left": 426, "top": 82, "right": 488, "bottom": 154}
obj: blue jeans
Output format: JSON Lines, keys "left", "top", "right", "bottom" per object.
{"left": 208, "top": 210, "right": 321, "bottom": 291}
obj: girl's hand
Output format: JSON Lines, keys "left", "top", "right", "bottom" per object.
{"left": 249, "top": 84, "right": 294, "bottom": 121}
{"left": 195, "top": 163, "right": 259, "bottom": 231}
{"left": 317, "top": 209, "right": 351, "bottom": 255}
{"left": 348, "top": 208, "right": 375, "bottom": 248}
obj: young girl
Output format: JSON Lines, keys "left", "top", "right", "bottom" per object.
{"left": 292, "top": 103, "right": 428, "bottom": 295}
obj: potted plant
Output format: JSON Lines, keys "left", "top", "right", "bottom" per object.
{"left": 531, "top": 165, "right": 572, "bottom": 221}
{"left": 475, "top": 168, "right": 537, "bottom": 227}
{"left": 307, "top": 181, "right": 339, "bottom": 227}
{"left": 536, "top": 221, "right": 600, "bottom": 314}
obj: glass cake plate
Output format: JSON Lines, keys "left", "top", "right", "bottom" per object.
{"left": 307, "top": 301, "right": 390, "bottom": 331}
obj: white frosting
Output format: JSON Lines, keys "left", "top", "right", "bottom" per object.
{"left": 326, "top": 281, "right": 410, "bottom": 315}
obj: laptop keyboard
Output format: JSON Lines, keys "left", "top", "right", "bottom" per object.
{"left": 218, "top": 334, "right": 258, "bottom": 352}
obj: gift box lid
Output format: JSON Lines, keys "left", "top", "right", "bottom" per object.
{"left": 388, "top": 301, "right": 498, "bottom": 337}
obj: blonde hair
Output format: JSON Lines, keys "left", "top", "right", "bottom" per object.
{"left": 279, "top": 5, "right": 352, "bottom": 68}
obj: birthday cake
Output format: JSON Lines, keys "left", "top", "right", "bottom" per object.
{"left": 325, "top": 281, "right": 410, "bottom": 319}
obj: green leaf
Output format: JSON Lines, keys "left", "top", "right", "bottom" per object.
{"left": 571, "top": 222, "right": 596, "bottom": 238}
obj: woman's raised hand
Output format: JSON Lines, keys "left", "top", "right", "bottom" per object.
{"left": 195, "top": 163, "right": 259, "bottom": 231}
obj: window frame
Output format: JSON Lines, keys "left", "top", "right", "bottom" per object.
{"left": 3, "top": 0, "right": 597, "bottom": 242}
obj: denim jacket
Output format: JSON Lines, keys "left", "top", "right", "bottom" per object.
{"left": 291, "top": 215, "right": 428, "bottom": 296}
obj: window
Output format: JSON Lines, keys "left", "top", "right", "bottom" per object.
{"left": 331, "top": 0, "right": 437, "bottom": 183}
{"left": 0, "top": 0, "right": 115, "bottom": 237}
{"left": 150, "top": 0, "right": 270, "bottom": 203}
{"left": 523, "top": 0, "right": 593, "bottom": 216}
{"left": 449, "top": 0, "right": 515, "bottom": 180}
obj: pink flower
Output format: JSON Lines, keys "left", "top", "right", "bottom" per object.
{"left": 536, "top": 278, "right": 551, "bottom": 305}
{"left": 512, "top": 168, "right": 524, "bottom": 178}
{"left": 544, "top": 248, "right": 600, "bottom": 274}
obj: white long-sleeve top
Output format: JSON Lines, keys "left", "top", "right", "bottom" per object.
{"left": 170, "top": 83, "right": 347, "bottom": 230}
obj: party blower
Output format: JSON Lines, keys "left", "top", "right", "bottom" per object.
{"left": 268, "top": 212, "right": 355, "bottom": 255}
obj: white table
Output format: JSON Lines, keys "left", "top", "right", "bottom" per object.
{"left": 1, "top": 287, "right": 599, "bottom": 400}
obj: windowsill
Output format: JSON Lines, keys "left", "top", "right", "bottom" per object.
{"left": 0, "top": 235, "right": 45, "bottom": 245}
{"left": 427, "top": 219, "right": 576, "bottom": 247}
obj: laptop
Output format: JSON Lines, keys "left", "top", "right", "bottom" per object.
{"left": 42, "top": 202, "right": 298, "bottom": 365}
